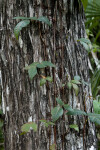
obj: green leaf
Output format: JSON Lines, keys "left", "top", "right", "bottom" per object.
{"left": 71, "top": 80, "right": 81, "bottom": 85}
{"left": 47, "top": 121, "right": 55, "bottom": 126}
{"left": 14, "top": 20, "right": 30, "bottom": 40}
{"left": 72, "top": 84, "right": 79, "bottom": 96}
{"left": 69, "top": 124, "right": 79, "bottom": 132}
{"left": 40, "top": 78, "right": 46, "bottom": 86}
{"left": 67, "top": 109, "right": 87, "bottom": 116}
{"left": 28, "top": 67, "right": 37, "bottom": 80}
{"left": 0, "top": 109, "right": 3, "bottom": 115}
{"left": 46, "top": 76, "right": 53, "bottom": 82}
{"left": 81, "top": 0, "right": 88, "bottom": 10}
{"left": 24, "top": 62, "right": 39, "bottom": 70}
{"left": 36, "top": 63, "right": 46, "bottom": 68}
{"left": 93, "top": 100, "right": 100, "bottom": 114}
{"left": 50, "top": 144, "right": 56, "bottom": 150}
{"left": 40, "top": 120, "right": 48, "bottom": 127}
{"left": 64, "top": 104, "right": 73, "bottom": 111}
{"left": 51, "top": 106, "right": 63, "bottom": 122}
{"left": 74, "top": 75, "right": 81, "bottom": 81}
{"left": 20, "top": 131, "right": 27, "bottom": 135}
{"left": 41, "top": 61, "right": 55, "bottom": 68}
{"left": 56, "top": 98, "right": 64, "bottom": 106}
{"left": 0, "top": 121, "right": 3, "bottom": 128}
{"left": 24, "top": 62, "right": 39, "bottom": 79}
{"left": 78, "top": 38, "right": 91, "bottom": 51}
{"left": 80, "top": 42, "right": 90, "bottom": 51}
{"left": 91, "top": 69, "right": 100, "bottom": 98}
{"left": 37, "top": 16, "right": 51, "bottom": 26}
{"left": 36, "top": 61, "right": 55, "bottom": 68}
{"left": 67, "top": 82, "right": 72, "bottom": 89}
{"left": 87, "top": 113, "right": 100, "bottom": 125}
{"left": 40, "top": 120, "right": 55, "bottom": 127}
{"left": 13, "top": 17, "right": 30, "bottom": 20}
{"left": 13, "top": 16, "right": 37, "bottom": 20}
{"left": 85, "top": 1, "right": 100, "bottom": 18}
{"left": 78, "top": 38, "right": 91, "bottom": 44}
{"left": 81, "top": 80, "right": 89, "bottom": 86}
{"left": 21, "top": 122, "right": 37, "bottom": 132}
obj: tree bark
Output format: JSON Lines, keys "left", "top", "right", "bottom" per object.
{"left": 0, "top": 0, "right": 97, "bottom": 149}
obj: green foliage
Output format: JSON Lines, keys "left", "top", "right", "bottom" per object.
{"left": 21, "top": 122, "right": 37, "bottom": 133}
{"left": 40, "top": 120, "right": 55, "bottom": 127}
{"left": 64, "top": 104, "right": 73, "bottom": 112}
{"left": 46, "top": 76, "right": 53, "bottom": 82}
{"left": 91, "top": 69, "right": 100, "bottom": 98}
{"left": 93, "top": 100, "right": 100, "bottom": 114}
{"left": 56, "top": 98, "right": 64, "bottom": 106}
{"left": 0, "top": 122, "right": 3, "bottom": 128}
{"left": 28, "top": 66, "right": 37, "bottom": 80}
{"left": 14, "top": 20, "right": 30, "bottom": 40}
{"left": 74, "top": 75, "right": 81, "bottom": 81}
{"left": 71, "top": 80, "right": 81, "bottom": 85}
{"left": 86, "top": 0, "right": 100, "bottom": 18}
{"left": 24, "top": 61, "right": 55, "bottom": 80}
{"left": 81, "top": 0, "right": 88, "bottom": 10}
{"left": 72, "top": 84, "right": 79, "bottom": 96}
{"left": 40, "top": 78, "right": 46, "bottom": 86}
{"left": 88, "top": 113, "right": 100, "bottom": 125}
{"left": 67, "top": 82, "right": 72, "bottom": 90}
{"left": 51, "top": 106, "right": 63, "bottom": 122}
{"left": 67, "top": 77, "right": 81, "bottom": 96}
{"left": 40, "top": 61, "right": 55, "bottom": 68}
{"left": 0, "top": 110, "right": 3, "bottom": 115}
{"left": 78, "top": 38, "right": 91, "bottom": 52}
{"left": 14, "top": 16, "right": 51, "bottom": 40}
{"left": 50, "top": 144, "right": 56, "bottom": 150}
{"left": 67, "top": 108, "right": 87, "bottom": 116}
{"left": 69, "top": 124, "right": 79, "bottom": 132}
{"left": 13, "top": 16, "right": 37, "bottom": 20}
{"left": 37, "top": 16, "right": 51, "bottom": 26}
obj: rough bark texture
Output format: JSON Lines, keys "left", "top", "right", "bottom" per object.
{"left": 0, "top": 0, "right": 97, "bottom": 150}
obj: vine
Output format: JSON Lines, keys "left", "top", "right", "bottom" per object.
{"left": 11, "top": 14, "right": 100, "bottom": 150}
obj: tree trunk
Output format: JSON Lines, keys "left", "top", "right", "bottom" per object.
{"left": 0, "top": 0, "right": 97, "bottom": 149}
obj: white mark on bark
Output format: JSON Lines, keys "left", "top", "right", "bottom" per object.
{"left": 6, "top": 85, "right": 9, "bottom": 95}
{"left": 89, "top": 145, "right": 95, "bottom": 150}
{"left": 28, "top": 116, "right": 32, "bottom": 122}
{"left": 6, "top": 106, "right": 9, "bottom": 111}
{"left": 29, "top": 5, "right": 34, "bottom": 17}
{"left": 19, "top": 36, "right": 23, "bottom": 48}
{"left": 1, "top": 90, "right": 5, "bottom": 114}
{"left": 30, "top": 92, "right": 34, "bottom": 111}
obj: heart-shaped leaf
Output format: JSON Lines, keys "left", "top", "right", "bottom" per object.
{"left": 51, "top": 106, "right": 63, "bottom": 122}
{"left": 56, "top": 98, "right": 64, "bottom": 106}
{"left": 41, "top": 61, "right": 55, "bottom": 67}
{"left": 71, "top": 80, "right": 81, "bottom": 85}
{"left": 67, "top": 82, "right": 72, "bottom": 89}
{"left": 69, "top": 124, "right": 79, "bottom": 132}
{"left": 72, "top": 83, "right": 79, "bottom": 96}
{"left": 21, "top": 122, "right": 37, "bottom": 132}
{"left": 37, "top": 16, "right": 51, "bottom": 26}
{"left": 46, "top": 76, "right": 53, "bottom": 82}
{"left": 40, "top": 78, "right": 46, "bottom": 86}
{"left": 28, "top": 67, "right": 37, "bottom": 80}
{"left": 74, "top": 75, "right": 81, "bottom": 81}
